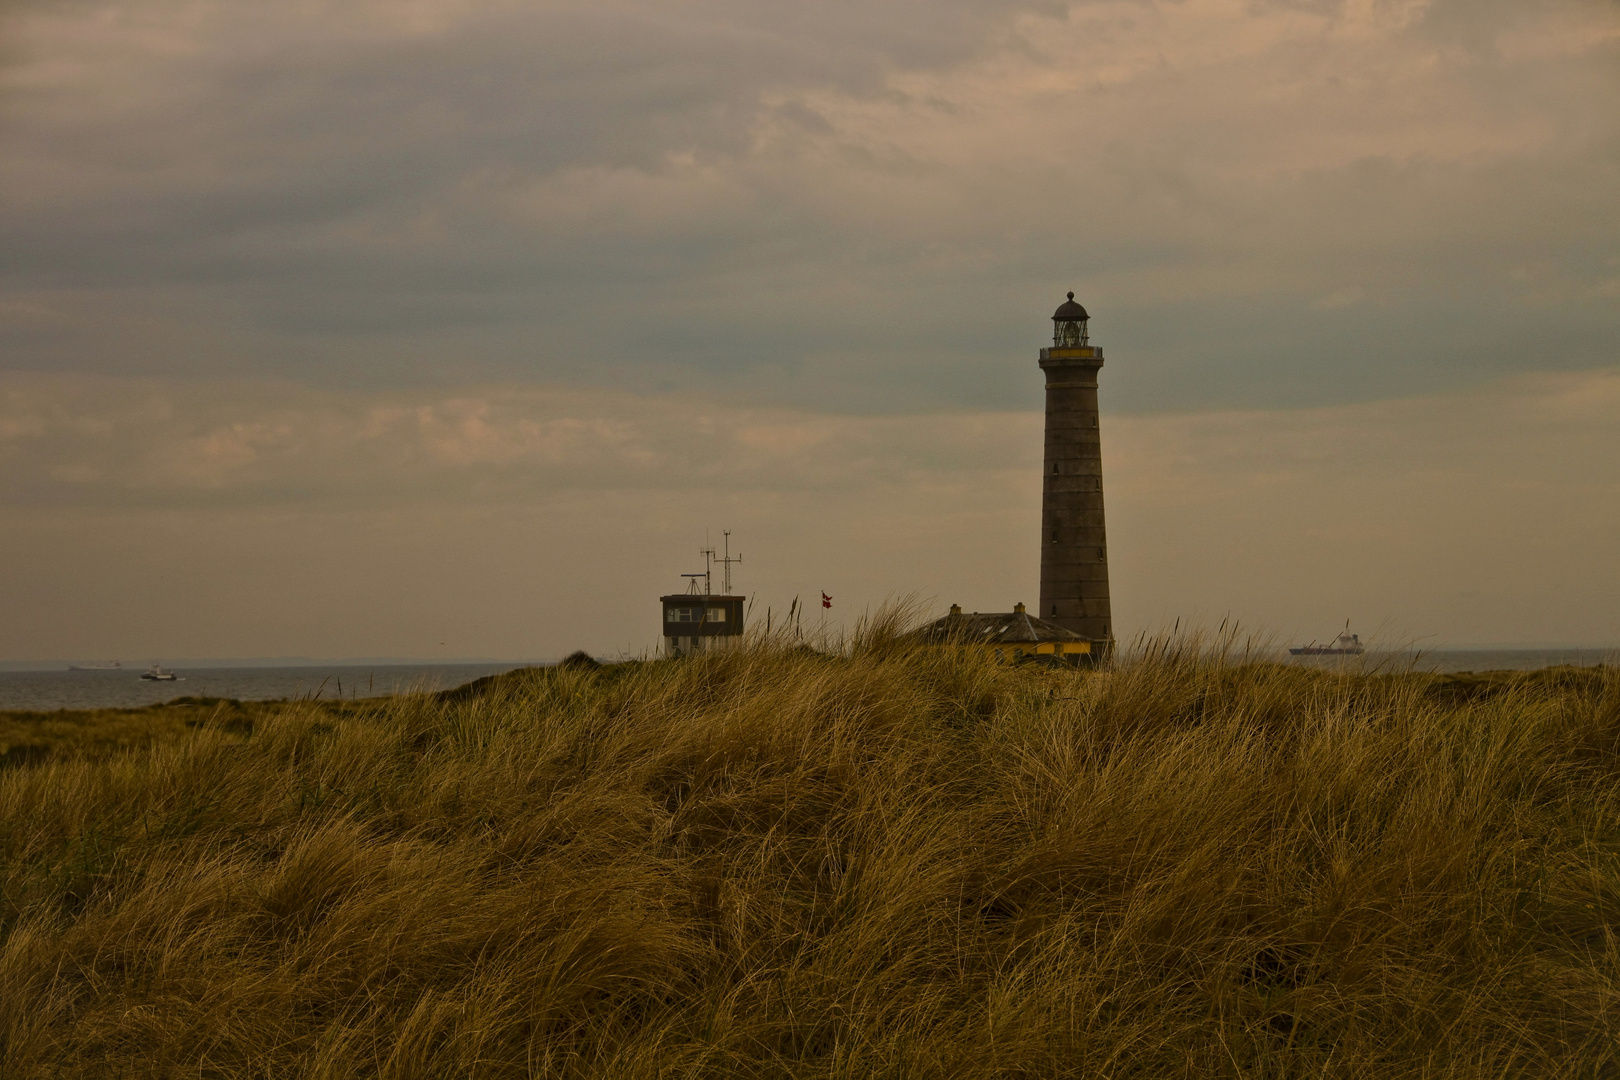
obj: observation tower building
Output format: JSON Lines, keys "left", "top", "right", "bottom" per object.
{"left": 660, "top": 531, "right": 745, "bottom": 658}
{"left": 1039, "top": 293, "right": 1112, "bottom": 649}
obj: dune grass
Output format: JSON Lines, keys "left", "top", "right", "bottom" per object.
{"left": 0, "top": 698, "right": 260, "bottom": 768}
{"left": 1, "top": 623, "right": 1617, "bottom": 1077}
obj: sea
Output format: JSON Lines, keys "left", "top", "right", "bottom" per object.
{"left": 0, "top": 649, "right": 1613, "bottom": 713}
{"left": 1281, "top": 648, "right": 1617, "bottom": 675}
{"left": 0, "top": 664, "right": 536, "bottom": 713}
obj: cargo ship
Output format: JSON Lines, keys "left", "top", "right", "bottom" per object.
{"left": 1290, "top": 623, "right": 1365, "bottom": 656}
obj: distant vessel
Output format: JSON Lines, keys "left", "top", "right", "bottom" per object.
{"left": 67, "top": 661, "right": 123, "bottom": 671}
{"left": 140, "top": 665, "right": 179, "bottom": 682}
{"left": 1290, "top": 623, "right": 1365, "bottom": 656}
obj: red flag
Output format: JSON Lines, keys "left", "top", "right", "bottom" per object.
{"left": 821, "top": 592, "right": 832, "bottom": 609}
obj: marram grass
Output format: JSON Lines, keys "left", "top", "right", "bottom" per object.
{"left": 2, "top": 623, "right": 1618, "bottom": 1077}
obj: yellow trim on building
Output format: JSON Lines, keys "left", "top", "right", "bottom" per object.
{"left": 984, "top": 641, "right": 1092, "bottom": 662}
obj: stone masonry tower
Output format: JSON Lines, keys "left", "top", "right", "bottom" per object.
{"left": 1039, "top": 292, "right": 1112, "bottom": 647}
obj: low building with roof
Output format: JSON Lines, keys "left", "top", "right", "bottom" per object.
{"left": 661, "top": 592, "right": 745, "bottom": 658}
{"left": 661, "top": 531, "right": 746, "bottom": 658}
{"left": 911, "top": 602, "right": 1094, "bottom": 666}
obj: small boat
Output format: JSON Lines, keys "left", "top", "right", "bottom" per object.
{"left": 1290, "top": 622, "right": 1365, "bottom": 656}
{"left": 140, "top": 664, "right": 179, "bottom": 681}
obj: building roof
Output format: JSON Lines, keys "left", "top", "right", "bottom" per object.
{"left": 1052, "top": 291, "right": 1089, "bottom": 322}
{"left": 911, "top": 607, "right": 1087, "bottom": 645}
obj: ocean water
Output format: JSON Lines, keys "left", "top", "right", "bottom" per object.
{"left": 0, "top": 664, "right": 533, "bottom": 712}
{"left": 2, "top": 651, "right": 1612, "bottom": 713}
{"left": 1284, "top": 649, "right": 1617, "bottom": 674}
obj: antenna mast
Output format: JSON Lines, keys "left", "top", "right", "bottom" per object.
{"left": 699, "top": 531, "right": 743, "bottom": 596}
{"left": 693, "top": 531, "right": 748, "bottom": 599}
{"left": 718, "top": 530, "right": 742, "bottom": 594}
{"left": 698, "top": 545, "right": 714, "bottom": 596}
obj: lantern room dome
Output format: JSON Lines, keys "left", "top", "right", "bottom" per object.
{"left": 1052, "top": 292, "right": 1089, "bottom": 321}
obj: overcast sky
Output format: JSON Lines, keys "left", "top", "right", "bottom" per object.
{"left": 2, "top": 0, "right": 1617, "bottom": 661}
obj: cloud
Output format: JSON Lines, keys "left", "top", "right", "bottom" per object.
{"left": 0, "top": 374, "right": 1040, "bottom": 507}
{"left": 1, "top": 368, "right": 1616, "bottom": 659}
{"left": 1, "top": 0, "right": 1616, "bottom": 411}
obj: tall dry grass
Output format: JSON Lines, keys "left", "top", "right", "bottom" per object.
{"left": 2, "top": 623, "right": 1618, "bottom": 1077}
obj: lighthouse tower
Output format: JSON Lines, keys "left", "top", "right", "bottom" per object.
{"left": 1038, "top": 293, "right": 1112, "bottom": 648}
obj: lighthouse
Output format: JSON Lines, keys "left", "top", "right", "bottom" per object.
{"left": 1039, "top": 293, "right": 1112, "bottom": 649}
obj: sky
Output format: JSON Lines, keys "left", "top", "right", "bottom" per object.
{"left": 2, "top": 0, "right": 1618, "bottom": 662}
